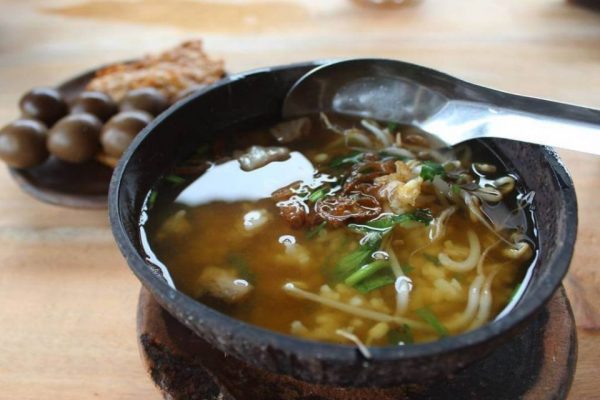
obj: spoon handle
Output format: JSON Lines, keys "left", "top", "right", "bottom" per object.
{"left": 484, "top": 111, "right": 600, "bottom": 155}
{"left": 429, "top": 99, "right": 600, "bottom": 156}
{"left": 481, "top": 92, "right": 600, "bottom": 155}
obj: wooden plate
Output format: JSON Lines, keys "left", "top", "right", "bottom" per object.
{"left": 7, "top": 68, "right": 113, "bottom": 209}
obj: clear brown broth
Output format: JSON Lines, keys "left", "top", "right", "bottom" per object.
{"left": 142, "top": 117, "right": 536, "bottom": 346}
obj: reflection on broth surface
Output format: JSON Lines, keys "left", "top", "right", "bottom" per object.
{"left": 141, "top": 114, "right": 536, "bottom": 350}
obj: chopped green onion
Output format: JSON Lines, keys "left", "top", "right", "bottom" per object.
{"left": 387, "top": 122, "right": 398, "bottom": 132}
{"left": 366, "top": 216, "right": 400, "bottom": 230}
{"left": 344, "top": 260, "right": 390, "bottom": 287}
{"left": 354, "top": 271, "right": 396, "bottom": 293}
{"left": 451, "top": 183, "right": 461, "bottom": 195}
{"left": 334, "top": 248, "right": 373, "bottom": 281}
{"left": 333, "top": 233, "right": 382, "bottom": 281}
{"left": 388, "top": 324, "right": 413, "bottom": 345}
{"left": 401, "top": 264, "right": 414, "bottom": 274}
{"left": 306, "top": 221, "right": 327, "bottom": 239}
{"left": 423, "top": 253, "right": 441, "bottom": 266}
{"left": 371, "top": 213, "right": 426, "bottom": 228}
{"left": 329, "top": 151, "right": 364, "bottom": 168}
{"left": 164, "top": 174, "right": 186, "bottom": 185}
{"left": 420, "top": 161, "right": 446, "bottom": 181}
{"left": 348, "top": 223, "right": 388, "bottom": 234}
{"left": 416, "top": 308, "right": 448, "bottom": 337}
{"left": 349, "top": 209, "right": 432, "bottom": 234}
{"left": 308, "top": 187, "right": 328, "bottom": 203}
{"left": 147, "top": 191, "right": 158, "bottom": 209}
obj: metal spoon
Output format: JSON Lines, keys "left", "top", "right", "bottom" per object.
{"left": 282, "top": 58, "right": 600, "bottom": 155}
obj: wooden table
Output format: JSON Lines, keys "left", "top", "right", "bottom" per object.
{"left": 0, "top": 0, "right": 598, "bottom": 398}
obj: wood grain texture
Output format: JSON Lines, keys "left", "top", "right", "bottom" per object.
{"left": 0, "top": 0, "right": 598, "bottom": 399}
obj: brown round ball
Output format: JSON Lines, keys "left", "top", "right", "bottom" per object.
{"left": 0, "top": 119, "right": 49, "bottom": 168}
{"left": 71, "top": 91, "right": 118, "bottom": 122}
{"left": 47, "top": 114, "right": 102, "bottom": 163}
{"left": 119, "top": 88, "right": 168, "bottom": 116}
{"left": 19, "top": 87, "right": 68, "bottom": 126}
{"left": 101, "top": 110, "right": 153, "bottom": 157}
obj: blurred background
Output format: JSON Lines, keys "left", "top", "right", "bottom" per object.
{"left": 0, "top": 0, "right": 599, "bottom": 399}
{"left": 1, "top": 0, "right": 599, "bottom": 113}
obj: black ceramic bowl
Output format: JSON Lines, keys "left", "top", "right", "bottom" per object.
{"left": 109, "top": 61, "right": 577, "bottom": 387}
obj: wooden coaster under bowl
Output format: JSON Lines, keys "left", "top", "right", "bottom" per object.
{"left": 136, "top": 287, "right": 576, "bottom": 400}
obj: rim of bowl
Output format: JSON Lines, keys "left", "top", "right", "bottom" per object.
{"left": 109, "top": 60, "right": 578, "bottom": 365}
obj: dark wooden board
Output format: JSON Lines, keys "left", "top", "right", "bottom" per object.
{"left": 136, "top": 286, "right": 577, "bottom": 400}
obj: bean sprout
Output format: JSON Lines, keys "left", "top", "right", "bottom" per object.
{"left": 282, "top": 283, "right": 429, "bottom": 330}
{"left": 438, "top": 230, "right": 481, "bottom": 272}
{"left": 336, "top": 329, "right": 371, "bottom": 359}
{"left": 360, "top": 120, "right": 394, "bottom": 147}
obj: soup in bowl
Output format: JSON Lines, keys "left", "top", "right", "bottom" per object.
{"left": 109, "top": 61, "right": 576, "bottom": 387}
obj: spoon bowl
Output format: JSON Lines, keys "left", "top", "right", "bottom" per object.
{"left": 282, "top": 59, "right": 600, "bottom": 155}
